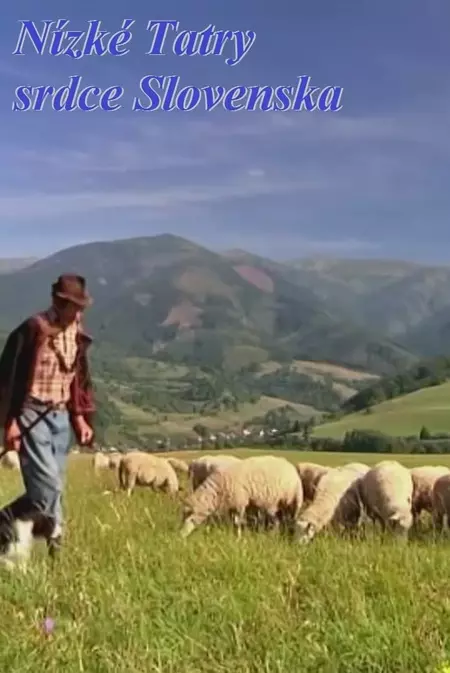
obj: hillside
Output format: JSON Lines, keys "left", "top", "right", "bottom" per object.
{"left": 91, "top": 354, "right": 375, "bottom": 444}
{"left": 0, "top": 235, "right": 413, "bottom": 376}
{"left": 3, "top": 235, "right": 450, "bottom": 444}
{"left": 314, "top": 381, "right": 450, "bottom": 438}
{"left": 288, "top": 257, "right": 450, "bottom": 355}
{"left": 341, "top": 356, "right": 450, "bottom": 410}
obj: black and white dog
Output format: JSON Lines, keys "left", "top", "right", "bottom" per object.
{"left": 0, "top": 508, "right": 57, "bottom": 571}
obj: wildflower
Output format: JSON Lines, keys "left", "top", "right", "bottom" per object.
{"left": 43, "top": 617, "right": 54, "bottom": 636}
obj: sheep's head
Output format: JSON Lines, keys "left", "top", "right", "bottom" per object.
{"left": 294, "top": 519, "right": 316, "bottom": 544}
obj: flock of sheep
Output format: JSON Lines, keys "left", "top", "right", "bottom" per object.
{"left": 92, "top": 451, "right": 450, "bottom": 542}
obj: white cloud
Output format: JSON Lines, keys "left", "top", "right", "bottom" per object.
{"left": 247, "top": 168, "right": 265, "bottom": 177}
{"left": 0, "top": 176, "right": 324, "bottom": 221}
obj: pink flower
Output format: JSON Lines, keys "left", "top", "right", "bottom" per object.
{"left": 43, "top": 617, "right": 54, "bottom": 635}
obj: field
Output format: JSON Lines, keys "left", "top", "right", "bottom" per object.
{"left": 315, "top": 380, "right": 450, "bottom": 438}
{"left": 257, "top": 359, "right": 379, "bottom": 399}
{"left": 112, "top": 395, "right": 319, "bottom": 437}
{"left": 2, "top": 448, "right": 450, "bottom": 672}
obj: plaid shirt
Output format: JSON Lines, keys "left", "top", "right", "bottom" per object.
{"left": 29, "top": 309, "right": 79, "bottom": 406}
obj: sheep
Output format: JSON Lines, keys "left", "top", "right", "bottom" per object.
{"left": 180, "top": 455, "right": 303, "bottom": 539}
{"left": 358, "top": 460, "right": 413, "bottom": 537}
{"left": 92, "top": 452, "right": 109, "bottom": 473}
{"left": 166, "top": 457, "right": 189, "bottom": 475}
{"left": 343, "top": 462, "right": 370, "bottom": 475}
{"left": 108, "top": 453, "right": 123, "bottom": 470}
{"left": 295, "top": 462, "right": 330, "bottom": 503}
{"left": 1, "top": 451, "right": 20, "bottom": 470}
{"left": 410, "top": 465, "right": 450, "bottom": 525}
{"left": 188, "top": 454, "right": 241, "bottom": 491}
{"left": 431, "top": 474, "right": 450, "bottom": 532}
{"left": 118, "top": 452, "right": 179, "bottom": 496}
{"left": 294, "top": 465, "right": 366, "bottom": 544}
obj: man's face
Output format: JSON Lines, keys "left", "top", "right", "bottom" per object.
{"left": 53, "top": 300, "right": 82, "bottom": 327}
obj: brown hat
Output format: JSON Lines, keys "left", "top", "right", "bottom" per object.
{"left": 52, "top": 274, "right": 92, "bottom": 308}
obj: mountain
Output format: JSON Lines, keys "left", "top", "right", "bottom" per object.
{"left": 0, "top": 257, "right": 38, "bottom": 273}
{"left": 0, "top": 235, "right": 416, "bottom": 375}
{"left": 4, "top": 235, "right": 450, "bottom": 443}
{"left": 287, "top": 257, "right": 450, "bottom": 356}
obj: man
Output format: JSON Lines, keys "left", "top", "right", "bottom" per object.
{"left": 0, "top": 274, "right": 95, "bottom": 569}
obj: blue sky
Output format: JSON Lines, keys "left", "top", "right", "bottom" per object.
{"left": 2, "top": 0, "right": 450, "bottom": 262}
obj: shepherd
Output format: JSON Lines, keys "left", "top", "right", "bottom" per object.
{"left": 0, "top": 274, "right": 95, "bottom": 569}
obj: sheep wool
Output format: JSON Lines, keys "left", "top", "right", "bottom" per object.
{"left": 1, "top": 451, "right": 20, "bottom": 470}
{"left": 343, "top": 463, "right": 370, "bottom": 475}
{"left": 181, "top": 455, "right": 303, "bottom": 538}
{"left": 93, "top": 452, "right": 109, "bottom": 472}
{"left": 359, "top": 460, "right": 413, "bottom": 536}
{"left": 119, "top": 452, "right": 179, "bottom": 496}
{"left": 295, "top": 462, "right": 330, "bottom": 502}
{"left": 108, "top": 453, "right": 123, "bottom": 470}
{"left": 410, "top": 465, "right": 450, "bottom": 523}
{"left": 295, "top": 465, "right": 365, "bottom": 543}
{"left": 431, "top": 473, "right": 450, "bottom": 531}
{"left": 166, "top": 457, "right": 190, "bottom": 474}
{"left": 188, "top": 454, "right": 241, "bottom": 491}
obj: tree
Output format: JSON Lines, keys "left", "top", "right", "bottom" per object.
{"left": 193, "top": 423, "right": 208, "bottom": 438}
{"left": 419, "top": 425, "right": 431, "bottom": 440}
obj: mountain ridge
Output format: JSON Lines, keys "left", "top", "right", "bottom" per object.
{"left": 0, "top": 234, "right": 418, "bottom": 375}
{"left": 1, "top": 234, "right": 449, "bottom": 443}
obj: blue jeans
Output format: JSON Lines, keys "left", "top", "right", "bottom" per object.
{"left": 1, "top": 402, "right": 72, "bottom": 540}
{"left": 19, "top": 403, "right": 71, "bottom": 534}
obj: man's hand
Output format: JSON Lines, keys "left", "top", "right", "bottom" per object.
{"left": 72, "top": 415, "right": 94, "bottom": 446}
{"left": 4, "top": 418, "right": 21, "bottom": 452}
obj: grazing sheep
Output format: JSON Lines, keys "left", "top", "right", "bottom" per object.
{"left": 359, "top": 460, "right": 413, "bottom": 536}
{"left": 410, "top": 465, "right": 450, "bottom": 525}
{"left": 188, "top": 455, "right": 241, "bottom": 491}
{"left": 1, "top": 451, "right": 20, "bottom": 470}
{"left": 343, "top": 462, "right": 370, "bottom": 475}
{"left": 92, "top": 452, "right": 109, "bottom": 473}
{"left": 295, "top": 462, "right": 330, "bottom": 502}
{"left": 181, "top": 455, "right": 303, "bottom": 539}
{"left": 118, "top": 452, "right": 179, "bottom": 496}
{"left": 166, "top": 457, "right": 189, "bottom": 474}
{"left": 294, "top": 465, "right": 366, "bottom": 544}
{"left": 431, "top": 474, "right": 450, "bottom": 532}
{"left": 108, "top": 453, "right": 123, "bottom": 470}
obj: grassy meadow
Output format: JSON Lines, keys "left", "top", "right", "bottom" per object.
{"left": 315, "top": 380, "right": 450, "bottom": 438}
{"left": 1, "top": 448, "right": 450, "bottom": 672}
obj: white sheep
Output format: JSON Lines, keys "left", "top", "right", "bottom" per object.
{"left": 410, "top": 465, "right": 450, "bottom": 524}
{"left": 431, "top": 473, "right": 450, "bottom": 532}
{"left": 295, "top": 462, "right": 330, "bottom": 502}
{"left": 1, "top": 450, "right": 20, "bottom": 470}
{"left": 108, "top": 453, "right": 123, "bottom": 470}
{"left": 180, "top": 455, "right": 303, "bottom": 539}
{"left": 294, "top": 464, "right": 366, "bottom": 543}
{"left": 118, "top": 452, "right": 179, "bottom": 496}
{"left": 166, "top": 457, "right": 190, "bottom": 475}
{"left": 92, "top": 452, "right": 109, "bottom": 473}
{"left": 358, "top": 460, "right": 413, "bottom": 536}
{"left": 188, "top": 454, "right": 241, "bottom": 490}
{"left": 343, "top": 462, "right": 370, "bottom": 475}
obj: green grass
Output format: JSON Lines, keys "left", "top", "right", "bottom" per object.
{"left": 2, "top": 448, "right": 450, "bottom": 671}
{"left": 315, "top": 380, "right": 450, "bottom": 438}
